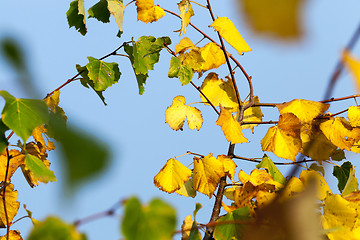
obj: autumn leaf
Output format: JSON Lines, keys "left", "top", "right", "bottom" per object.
{"left": 179, "top": 47, "right": 205, "bottom": 72}
{"left": 342, "top": 167, "right": 359, "bottom": 196}
{"left": 136, "top": 0, "right": 165, "bottom": 23}
{"left": 193, "top": 154, "right": 224, "bottom": 198}
{"left": 343, "top": 50, "right": 360, "bottom": 91}
{"left": 177, "top": 0, "right": 194, "bottom": 36}
{"left": 0, "top": 150, "right": 25, "bottom": 183}
{"left": 217, "top": 155, "right": 237, "bottom": 181}
{"left": 66, "top": 0, "right": 87, "bottom": 35}
{"left": 256, "top": 154, "right": 286, "bottom": 185}
{"left": 278, "top": 176, "right": 304, "bottom": 201}
{"left": 165, "top": 96, "right": 203, "bottom": 131}
{"left": 200, "top": 72, "right": 238, "bottom": 111}
{"left": 198, "top": 43, "right": 226, "bottom": 73}
{"left": 86, "top": 57, "right": 121, "bottom": 91}
{"left": 216, "top": 107, "right": 248, "bottom": 144}
{"left": 154, "top": 158, "right": 192, "bottom": 193}
{"left": 299, "top": 170, "right": 331, "bottom": 201}
{"left": 277, "top": 99, "right": 329, "bottom": 123}
{"left": 261, "top": 113, "right": 302, "bottom": 161}
{"left": 238, "top": 0, "right": 304, "bottom": 39}
{"left": 23, "top": 154, "right": 56, "bottom": 186}
{"left": 0, "top": 230, "right": 22, "bottom": 240}
{"left": 209, "top": 17, "right": 251, "bottom": 54}
{"left": 333, "top": 161, "right": 352, "bottom": 193}
{"left": 107, "top": 0, "right": 125, "bottom": 32}
{"left": 348, "top": 106, "right": 360, "bottom": 127}
{"left": 175, "top": 37, "right": 195, "bottom": 54}
{"left": 168, "top": 57, "right": 193, "bottom": 85}
{"left": 0, "top": 184, "right": 20, "bottom": 228}
{"left": 0, "top": 121, "right": 8, "bottom": 154}
{"left": 320, "top": 117, "right": 360, "bottom": 151}
{"left": 175, "top": 178, "right": 196, "bottom": 198}
{"left": 242, "top": 96, "right": 263, "bottom": 132}
{"left": 238, "top": 169, "right": 283, "bottom": 189}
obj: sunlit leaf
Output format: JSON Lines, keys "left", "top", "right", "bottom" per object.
{"left": 0, "top": 230, "right": 22, "bottom": 240}
{"left": 217, "top": 155, "right": 236, "bottom": 181}
{"left": 333, "top": 161, "right": 352, "bottom": 193}
{"left": 193, "top": 154, "right": 224, "bottom": 198}
{"left": 198, "top": 43, "right": 226, "bottom": 73}
{"left": 348, "top": 106, "right": 360, "bottom": 127}
{"left": 277, "top": 99, "right": 329, "bottom": 123}
{"left": 175, "top": 37, "right": 195, "bottom": 54}
{"left": 216, "top": 107, "right": 248, "bottom": 144}
{"left": 165, "top": 96, "right": 203, "bottom": 131}
{"left": 238, "top": 169, "right": 283, "bottom": 189}
{"left": 343, "top": 50, "right": 360, "bottom": 92}
{"left": 181, "top": 215, "right": 193, "bottom": 240}
{"left": 238, "top": 0, "right": 304, "bottom": 39}
{"left": 0, "top": 184, "right": 20, "bottom": 228}
{"left": 256, "top": 154, "right": 286, "bottom": 185}
{"left": 177, "top": 0, "right": 194, "bottom": 36}
{"left": 180, "top": 48, "right": 205, "bottom": 72}
{"left": 168, "top": 57, "right": 193, "bottom": 85}
{"left": 107, "top": 0, "right": 125, "bottom": 32}
{"left": 299, "top": 170, "right": 331, "bottom": 201}
{"left": 214, "top": 207, "right": 251, "bottom": 240}
{"left": 136, "top": 0, "right": 165, "bottom": 23}
{"left": 209, "top": 17, "right": 251, "bottom": 54}
{"left": 0, "top": 91, "right": 49, "bottom": 142}
{"left": 66, "top": 0, "right": 87, "bottom": 35}
{"left": 261, "top": 113, "right": 302, "bottom": 161}
{"left": 88, "top": 0, "right": 110, "bottom": 23}
{"left": 154, "top": 158, "right": 192, "bottom": 193}
{"left": 342, "top": 167, "right": 359, "bottom": 196}
{"left": 86, "top": 57, "right": 121, "bottom": 91}
{"left": 122, "top": 197, "right": 176, "bottom": 240}
{"left": 320, "top": 117, "right": 360, "bottom": 151}
{"left": 0, "top": 120, "right": 8, "bottom": 154}
{"left": 279, "top": 176, "right": 304, "bottom": 201}
{"left": 176, "top": 178, "right": 196, "bottom": 198}
{"left": 23, "top": 204, "right": 39, "bottom": 226}
{"left": 23, "top": 154, "right": 56, "bottom": 185}
{"left": 242, "top": 96, "right": 263, "bottom": 133}
{"left": 28, "top": 216, "right": 86, "bottom": 240}
{"left": 200, "top": 72, "right": 238, "bottom": 112}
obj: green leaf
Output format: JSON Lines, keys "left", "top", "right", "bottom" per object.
{"left": 76, "top": 64, "right": 107, "bottom": 105}
{"left": 28, "top": 216, "right": 86, "bottom": 240}
{"left": 213, "top": 207, "right": 251, "bottom": 240}
{"left": 256, "top": 154, "right": 286, "bottom": 184}
{"left": 0, "top": 120, "right": 9, "bottom": 154}
{"left": 24, "top": 154, "right": 56, "bottom": 184}
{"left": 330, "top": 149, "right": 346, "bottom": 161}
{"left": 188, "top": 203, "right": 202, "bottom": 240}
{"left": 122, "top": 197, "right": 176, "bottom": 240}
{"left": 0, "top": 91, "right": 49, "bottom": 142}
{"left": 55, "top": 125, "right": 110, "bottom": 188}
{"left": 66, "top": 0, "right": 87, "bottom": 36}
{"left": 168, "top": 57, "right": 181, "bottom": 77}
{"left": 107, "top": 0, "right": 125, "bottom": 32}
{"left": 168, "top": 57, "right": 193, "bottom": 85}
{"left": 88, "top": 0, "right": 110, "bottom": 23}
{"left": 333, "top": 161, "right": 352, "bottom": 193}
{"left": 309, "top": 163, "right": 324, "bottom": 176}
{"left": 342, "top": 167, "right": 359, "bottom": 196}
{"left": 0, "top": 38, "right": 26, "bottom": 71}
{"left": 86, "top": 57, "right": 121, "bottom": 91}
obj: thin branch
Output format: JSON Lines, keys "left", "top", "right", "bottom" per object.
{"left": 321, "top": 94, "right": 360, "bottom": 103}
{"left": 190, "top": 1, "right": 208, "bottom": 9}
{"left": 186, "top": 151, "right": 205, "bottom": 158}
{"left": 190, "top": 81, "right": 220, "bottom": 115}
{"left": 3, "top": 148, "right": 11, "bottom": 240}
{"left": 231, "top": 155, "right": 318, "bottom": 165}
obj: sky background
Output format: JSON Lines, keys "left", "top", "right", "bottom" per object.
{"left": 1, "top": 0, "right": 360, "bottom": 239}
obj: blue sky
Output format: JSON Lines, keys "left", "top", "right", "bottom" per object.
{"left": 1, "top": 0, "right": 360, "bottom": 239}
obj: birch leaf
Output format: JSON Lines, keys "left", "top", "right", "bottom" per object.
{"left": 0, "top": 184, "right": 20, "bottom": 228}
{"left": 348, "top": 106, "right": 360, "bottom": 127}
{"left": 216, "top": 107, "right": 248, "bottom": 144}
{"left": 107, "top": 0, "right": 125, "bottom": 32}
{"left": 209, "top": 17, "right": 251, "bottom": 54}
{"left": 177, "top": 0, "right": 194, "bottom": 36}
{"left": 242, "top": 96, "right": 263, "bottom": 132}
{"left": 343, "top": 50, "right": 360, "bottom": 92}
{"left": 198, "top": 42, "right": 226, "bottom": 73}
{"left": 136, "top": 0, "right": 165, "bottom": 23}
{"left": 217, "top": 155, "right": 237, "bottom": 181}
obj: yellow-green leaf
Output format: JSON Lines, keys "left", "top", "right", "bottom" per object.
{"left": 299, "top": 170, "right": 331, "bottom": 201}
{"left": 209, "top": 17, "right": 251, "bottom": 54}
{"left": 136, "top": 0, "right": 165, "bottom": 23}
{"left": 175, "top": 37, "right": 195, "bottom": 54}
{"left": 216, "top": 107, "right": 248, "bottom": 144}
{"left": 154, "top": 158, "right": 192, "bottom": 193}
{"left": 177, "top": 0, "right": 194, "bottom": 36}
{"left": 107, "top": 0, "right": 125, "bottom": 32}
{"left": 165, "top": 96, "right": 203, "bottom": 131}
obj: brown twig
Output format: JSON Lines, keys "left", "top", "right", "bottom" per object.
{"left": 231, "top": 155, "right": 319, "bottom": 165}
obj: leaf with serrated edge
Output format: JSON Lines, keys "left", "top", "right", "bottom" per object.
{"left": 277, "top": 99, "right": 329, "bottom": 123}
{"left": 256, "top": 154, "right": 286, "bottom": 184}
{"left": 86, "top": 57, "right": 120, "bottom": 91}
{"left": 217, "top": 155, "right": 236, "bottom": 180}
{"left": 209, "top": 17, "right": 251, "bottom": 54}
{"left": 135, "top": 0, "right": 165, "bottom": 23}
{"left": 165, "top": 96, "right": 202, "bottom": 131}
{"left": 216, "top": 107, "right": 248, "bottom": 144}
{"left": 193, "top": 154, "right": 224, "bottom": 198}
{"left": 0, "top": 184, "right": 20, "bottom": 228}
{"left": 154, "top": 158, "right": 192, "bottom": 193}
{"left": 0, "top": 230, "right": 22, "bottom": 240}
{"left": 198, "top": 42, "right": 226, "bottom": 73}
{"left": 24, "top": 154, "right": 56, "bottom": 185}
{"left": 175, "top": 37, "right": 195, "bottom": 54}
{"left": 348, "top": 106, "right": 360, "bottom": 127}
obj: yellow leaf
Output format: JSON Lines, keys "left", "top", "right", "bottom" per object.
{"left": 342, "top": 168, "right": 359, "bottom": 197}
{"left": 44, "top": 90, "right": 60, "bottom": 112}
{"left": 242, "top": 96, "right": 263, "bottom": 133}
{"left": 277, "top": 99, "right": 329, "bottom": 123}
{"left": 0, "top": 230, "right": 22, "bottom": 240}
{"left": 320, "top": 117, "right": 360, "bottom": 151}
{"left": 300, "top": 123, "right": 337, "bottom": 161}
{"left": 0, "top": 184, "right": 20, "bottom": 227}
{"left": 175, "top": 37, "right": 195, "bottom": 54}
{"left": 261, "top": 113, "right": 302, "bottom": 161}
{"left": 256, "top": 191, "right": 277, "bottom": 208}
{"left": 299, "top": 170, "right": 331, "bottom": 201}
{"left": 177, "top": 0, "right": 194, "bottom": 36}
{"left": 223, "top": 186, "right": 241, "bottom": 201}
{"left": 198, "top": 43, "right": 226, "bottom": 73}
{"left": 348, "top": 106, "right": 360, "bottom": 127}
{"left": 193, "top": 154, "right": 224, "bottom": 198}
{"left": 216, "top": 107, "right": 248, "bottom": 144}
{"left": 323, "top": 194, "right": 359, "bottom": 240}
{"left": 0, "top": 150, "right": 25, "bottom": 183}
{"left": 107, "top": 0, "right": 125, "bottom": 32}
{"left": 234, "top": 181, "right": 258, "bottom": 210}
{"left": 180, "top": 48, "right": 205, "bottom": 72}
{"left": 209, "top": 17, "right": 251, "bottom": 55}
{"left": 217, "top": 155, "right": 236, "bottom": 180}
{"left": 135, "top": 0, "right": 165, "bottom": 23}
{"left": 239, "top": 169, "right": 283, "bottom": 189}
{"left": 181, "top": 215, "right": 193, "bottom": 240}
{"left": 154, "top": 158, "right": 192, "bottom": 193}
{"left": 200, "top": 72, "right": 238, "bottom": 111}
{"left": 343, "top": 50, "right": 360, "bottom": 92}
{"left": 175, "top": 178, "right": 196, "bottom": 198}
{"left": 279, "top": 176, "right": 304, "bottom": 201}
{"left": 165, "top": 96, "right": 203, "bottom": 131}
